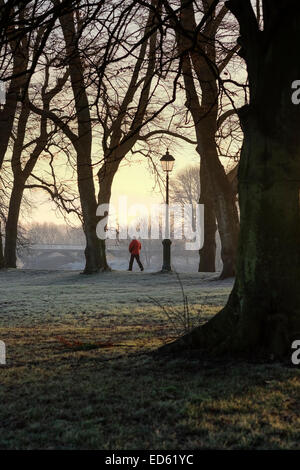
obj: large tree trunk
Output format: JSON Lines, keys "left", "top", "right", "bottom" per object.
{"left": 58, "top": 7, "right": 106, "bottom": 273}
{"left": 198, "top": 162, "right": 238, "bottom": 274}
{"left": 198, "top": 161, "right": 217, "bottom": 272}
{"left": 76, "top": 146, "right": 106, "bottom": 274}
{"left": 164, "top": 114, "right": 300, "bottom": 358}
{"left": 4, "top": 178, "right": 24, "bottom": 268}
{"left": 159, "top": 0, "right": 300, "bottom": 358}
{"left": 97, "top": 157, "right": 122, "bottom": 270}
{"left": 5, "top": 65, "right": 69, "bottom": 270}
{"left": 0, "top": 15, "right": 28, "bottom": 271}
{"left": 197, "top": 124, "right": 239, "bottom": 279}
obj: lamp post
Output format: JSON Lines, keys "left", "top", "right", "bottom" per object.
{"left": 0, "top": 81, "right": 6, "bottom": 110}
{"left": 160, "top": 149, "right": 175, "bottom": 272}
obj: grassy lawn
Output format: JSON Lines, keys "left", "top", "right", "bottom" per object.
{"left": 0, "top": 270, "right": 299, "bottom": 450}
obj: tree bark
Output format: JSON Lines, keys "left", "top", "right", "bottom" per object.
{"left": 198, "top": 161, "right": 217, "bottom": 272}
{"left": 199, "top": 126, "right": 239, "bottom": 279}
{"left": 96, "top": 159, "right": 122, "bottom": 271}
{"left": 4, "top": 178, "right": 24, "bottom": 268}
{"left": 0, "top": 28, "right": 28, "bottom": 170}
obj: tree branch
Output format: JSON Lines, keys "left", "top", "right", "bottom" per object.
{"left": 217, "top": 108, "right": 238, "bottom": 130}
{"left": 28, "top": 101, "right": 78, "bottom": 150}
{"left": 138, "top": 129, "right": 197, "bottom": 145}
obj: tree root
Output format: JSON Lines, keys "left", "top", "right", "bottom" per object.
{"left": 154, "top": 293, "right": 297, "bottom": 361}
{"left": 81, "top": 265, "right": 112, "bottom": 274}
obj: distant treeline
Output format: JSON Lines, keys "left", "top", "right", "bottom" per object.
{"left": 25, "top": 223, "right": 85, "bottom": 246}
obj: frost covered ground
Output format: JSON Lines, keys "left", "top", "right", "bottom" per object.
{"left": 0, "top": 269, "right": 232, "bottom": 328}
{"left": 0, "top": 269, "right": 232, "bottom": 364}
{"left": 0, "top": 270, "right": 299, "bottom": 450}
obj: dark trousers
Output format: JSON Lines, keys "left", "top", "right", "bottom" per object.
{"left": 129, "top": 254, "right": 144, "bottom": 271}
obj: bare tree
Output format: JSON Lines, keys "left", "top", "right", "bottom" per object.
{"left": 30, "top": 0, "right": 107, "bottom": 273}
{"left": 4, "top": 56, "right": 69, "bottom": 267}
{"left": 174, "top": 0, "right": 242, "bottom": 279}
{"left": 0, "top": 0, "right": 85, "bottom": 267}
{"left": 95, "top": 0, "right": 162, "bottom": 270}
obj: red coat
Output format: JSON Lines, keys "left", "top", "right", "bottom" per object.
{"left": 129, "top": 239, "right": 141, "bottom": 255}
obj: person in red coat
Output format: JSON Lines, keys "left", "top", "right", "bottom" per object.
{"left": 128, "top": 237, "right": 144, "bottom": 271}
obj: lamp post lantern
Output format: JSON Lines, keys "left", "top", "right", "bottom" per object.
{"left": 160, "top": 149, "right": 175, "bottom": 272}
